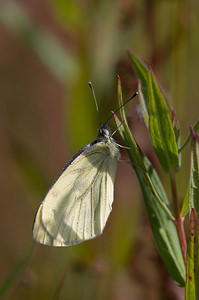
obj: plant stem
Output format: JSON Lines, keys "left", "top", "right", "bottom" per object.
{"left": 170, "top": 173, "right": 187, "bottom": 263}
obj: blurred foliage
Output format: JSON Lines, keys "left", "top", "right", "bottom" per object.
{"left": 0, "top": 0, "right": 198, "bottom": 299}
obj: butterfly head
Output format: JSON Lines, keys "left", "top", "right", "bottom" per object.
{"left": 97, "top": 124, "right": 112, "bottom": 141}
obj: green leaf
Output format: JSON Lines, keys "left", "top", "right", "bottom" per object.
{"left": 193, "top": 210, "right": 199, "bottom": 299}
{"left": 138, "top": 158, "right": 185, "bottom": 287}
{"left": 148, "top": 69, "right": 179, "bottom": 173}
{"left": 172, "top": 110, "right": 181, "bottom": 167}
{"left": 116, "top": 76, "right": 185, "bottom": 286}
{"left": 181, "top": 127, "right": 199, "bottom": 218}
{"left": 0, "top": 245, "right": 34, "bottom": 298}
{"left": 185, "top": 210, "right": 196, "bottom": 300}
{"left": 127, "top": 50, "right": 172, "bottom": 116}
{"left": 138, "top": 80, "right": 149, "bottom": 127}
{"left": 116, "top": 75, "right": 144, "bottom": 169}
{"left": 181, "top": 185, "right": 189, "bottom": 217}
{"left": 127, "top": 50, "right": 148, "bottom": 103}
{"left": 179, "top": 120, "right": 199, "bottom": 153}
{"left": 189, "top": 128, "right": 199, "bottom": 218}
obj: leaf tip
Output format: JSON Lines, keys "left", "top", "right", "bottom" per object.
{"left": 127, "top": 48, "right": 133, "bottom": 56}
{"left": 112, "top": 111, "right": 119, "bottom": 122}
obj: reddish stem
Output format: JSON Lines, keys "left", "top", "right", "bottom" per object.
{"left": 170, "top": 173, "right": 187, "bottom": 263}
{"left": 175, "top": 216, "right": 187, "bottom": 263}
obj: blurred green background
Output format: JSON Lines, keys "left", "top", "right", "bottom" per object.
{"left": 0, "top": 0, "right": 198, "bottom": 299}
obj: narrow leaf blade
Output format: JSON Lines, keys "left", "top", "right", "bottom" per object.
{"left": 193, "top": 210, "right": 199, "bottom": 299}
{"left": 138, "top": 80, "right": 149, "bottom": 127}
{"left": 179, "top": 120, "right": 199, "bottom": 153}
{"left": 127, "top": 51, "right": 172, "bottom": 116}
{"left": 116, "top": 77, "right": 185, "bottom": 286}
{"left": 148, "top": 69, "right": 179, "bottom": 173}
{"left": 181, "top": 185, "right": 189, "bottom": 217}
{"left": 172, "top": 110, "right": 181, "bottom": 167}
{"left": 141, "top": 158, "right": 185, "bottom": 286}
{"left": 189, "top": 127, "right": 199, "bottom": 217}
{"left": 127, "top": 50, "right": 148, "bottom": 102}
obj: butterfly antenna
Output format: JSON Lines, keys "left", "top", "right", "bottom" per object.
{"left": 89, "top": 82, "right": 102, "bottom": 127}
{"left": 106, "top": 91, "right": 138, "bottom": 126}
{"left": 111, "top": 119, "right": 126, "bottom": 137}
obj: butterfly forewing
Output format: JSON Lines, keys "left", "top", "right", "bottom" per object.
{"left": 33, "top": 139, "right": 120, "bottom": 246}
{"left": 33, "top": 203, "right": 70, "bottom": 246}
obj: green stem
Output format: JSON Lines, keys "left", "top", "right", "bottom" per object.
{"left": 170, "top": 173, "right": 187, "bottom": 263}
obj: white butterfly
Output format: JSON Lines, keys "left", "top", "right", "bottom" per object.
{"left": 33, "top": 89, "right": 121, "bottom": 246}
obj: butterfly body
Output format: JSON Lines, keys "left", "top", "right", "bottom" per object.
{"left": 33, "top": 124, "right": 120, "bottom": 246}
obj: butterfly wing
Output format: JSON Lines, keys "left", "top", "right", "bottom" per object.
{"left": 33, "top": 141, "right": 119, "bottom": 246}
{"left": 33, "top": 203, "right": 70, "bottom": 246}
